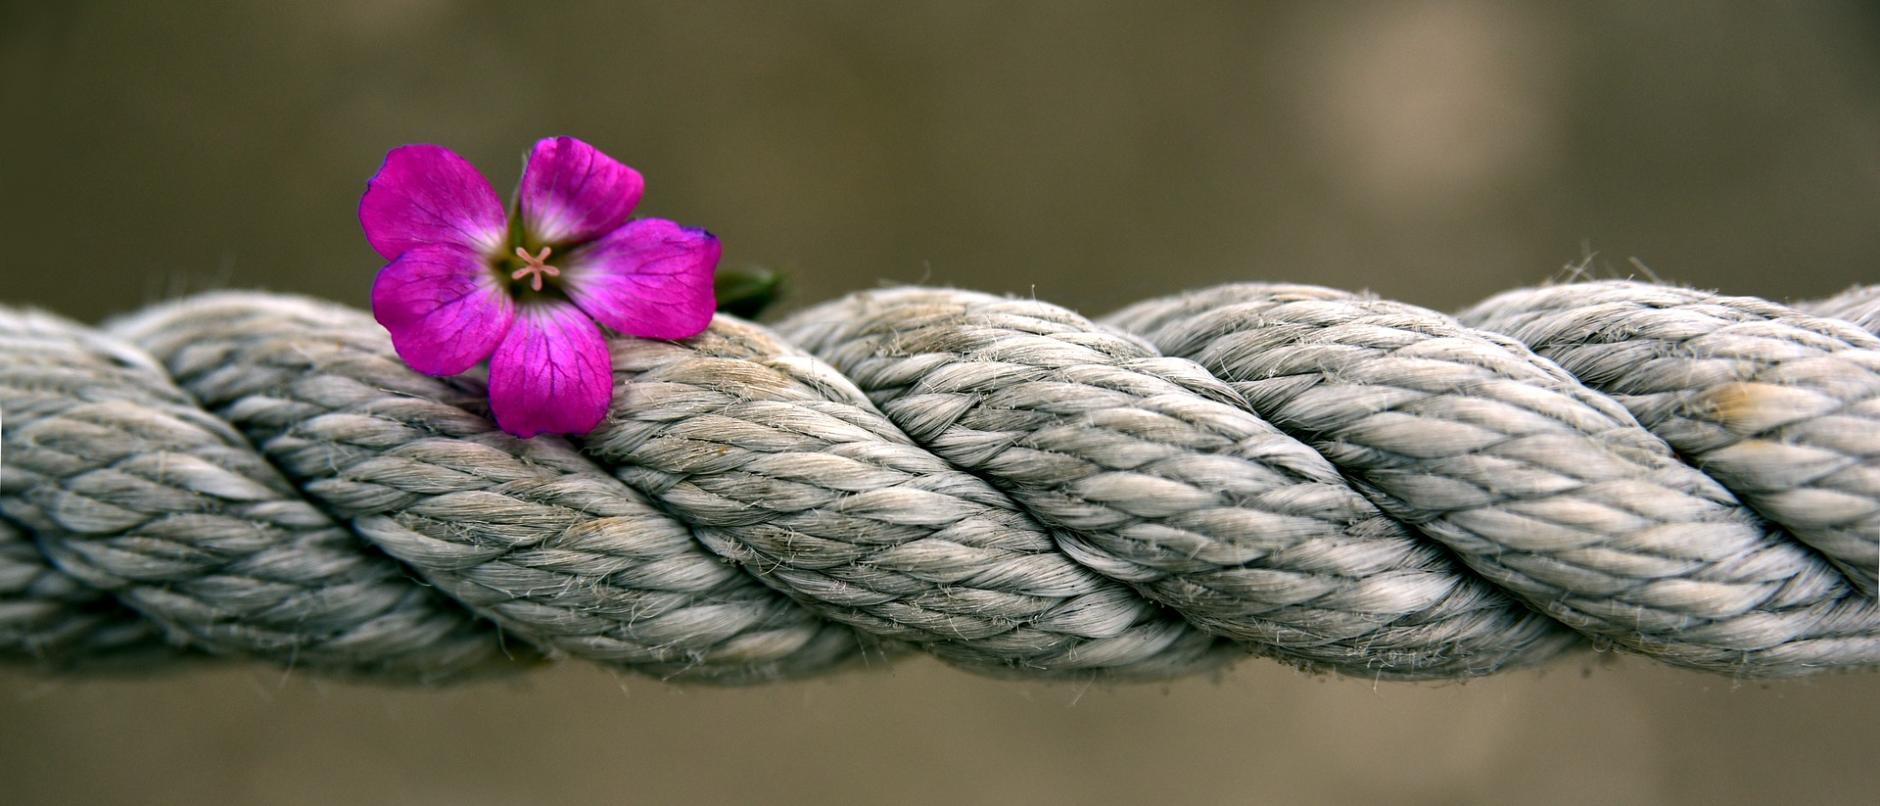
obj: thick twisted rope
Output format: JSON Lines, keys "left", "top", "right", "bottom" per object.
{"left": 2, "top": 280, "right": 1875, "bottom": 684}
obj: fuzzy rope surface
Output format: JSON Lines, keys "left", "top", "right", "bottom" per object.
{"left": 2, "top": 280, "right": 1876, "bottom": 684}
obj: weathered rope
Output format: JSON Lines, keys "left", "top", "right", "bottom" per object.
{"left": 1, "top": 280, "right": 1875, "bottom": 684}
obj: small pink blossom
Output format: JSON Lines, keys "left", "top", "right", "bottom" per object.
{"left": 361, "top": 136, "right": 720, "bottom": 437}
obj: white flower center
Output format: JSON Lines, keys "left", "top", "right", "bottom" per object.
{"left": 510, "top": 246, "right": 561, "bottom": 292}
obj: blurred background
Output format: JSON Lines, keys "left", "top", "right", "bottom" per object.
{"left": 2, "top": 1, "right": 1877, "bottom": 804}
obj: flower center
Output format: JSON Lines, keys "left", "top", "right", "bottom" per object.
{"left": 510, "top": 246, "right": 561, "bottom": 292}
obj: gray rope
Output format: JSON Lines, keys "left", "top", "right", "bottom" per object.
{"left": 1, "top": 280, "right": 1875, "bottom": 683}
{"left": 1458, "top": 284, "right": 1880, "bottom": 595}
{"left": 1803, "top": 285, "right": 1880, "bottom": 335}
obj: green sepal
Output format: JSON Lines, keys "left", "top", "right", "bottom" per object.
{"left": 715, "top": 266, "right": 785, "bottom": 320}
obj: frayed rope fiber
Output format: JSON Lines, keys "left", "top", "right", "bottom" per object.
{"left": 2, "top": 281, "right": 1877, "bottom": 684}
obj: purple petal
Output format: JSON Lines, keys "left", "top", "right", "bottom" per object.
{"left": 488, "top": 301, "right": 613, "bottom": 437}
{"left": 360, "top": 145, "right": 508, "bottom": 260}
{"left": 371, "top": 244, "right": 515, "bottom": 376}
{"left": 518, "top": 136, "right": 645, "bottom": 247}
{"left": 560, "top": 219, "right": 721, "bottom": 340}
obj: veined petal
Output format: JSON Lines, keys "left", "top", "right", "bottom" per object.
{"left": 360, "top": 144, "right": 508, "bottom": 259}
{"left": 561, "top": 219, "right": 721, "bottom": 340}
{"left": 371, "top": 244, "right": 515, "bottom": 376}
{"left": 518, "top": 136, "right": 645, "bottom": 246}
{"left": 488, "top": 301, "right": 613, "bottom": 437}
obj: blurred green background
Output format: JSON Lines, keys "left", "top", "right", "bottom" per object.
{"left": 2, "top": 2, "right": 1877, "bottom": 804}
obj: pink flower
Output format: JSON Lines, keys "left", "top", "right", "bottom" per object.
{"left": 362, "top": 136, "right": 720, "bottom": 437}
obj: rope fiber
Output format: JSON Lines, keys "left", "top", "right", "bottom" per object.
{"left": 2, "top": 280, "right": 1876, "bottom": 684}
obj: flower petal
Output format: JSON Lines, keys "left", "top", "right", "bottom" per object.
{"left": 560, "top": 219, "right": 721, "bottom": 340}
{"left": 360, "top": 144, "right": 509, "bottom": 260}
{"left": 487, "top": 301, "right": 613, "bottom": 437}
{"left": 371, "top": 244, "right": 515, "bottom": 376}
{"left": 518, "top": 136, "right": 645, "bottom": 246}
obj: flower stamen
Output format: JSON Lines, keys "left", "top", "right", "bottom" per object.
{"left": 511, "top": 246, "right": 561, "bottom": 291}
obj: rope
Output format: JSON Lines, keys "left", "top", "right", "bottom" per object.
{"left": 1, "top": 280, "right": 1875, "bottom": 684}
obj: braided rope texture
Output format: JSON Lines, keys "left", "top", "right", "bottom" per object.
{"left": 1, "top": 280, "right": 1875, "bottom": 684}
